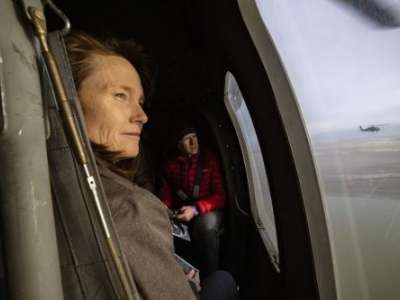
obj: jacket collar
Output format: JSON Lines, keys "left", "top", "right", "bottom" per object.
{"left": 177, "top": 151, "right": 200, "bottom": 162}
{"left": 96, "top": 156, "right": 137, "bottom": 191}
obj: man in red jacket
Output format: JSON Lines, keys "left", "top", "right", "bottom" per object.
{"left": 159, "top": 125, "right": 225, "bottom": 276}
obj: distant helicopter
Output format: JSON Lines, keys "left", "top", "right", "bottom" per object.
{"left": 359, "top": 125, "right": 381, "bottom": 132}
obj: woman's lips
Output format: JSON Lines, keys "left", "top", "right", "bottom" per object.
{"left": 122, "top": 132, "right": 140, "bottom": 138}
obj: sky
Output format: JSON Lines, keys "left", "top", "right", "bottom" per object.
{"left": 256, "top": 0, "right": 400, "bottom": 135}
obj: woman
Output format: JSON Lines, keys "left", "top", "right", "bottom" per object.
{"left": 65, "top": 31, "right": 237, "bottom": 300}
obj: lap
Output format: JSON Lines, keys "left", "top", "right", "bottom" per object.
{"left": 192, "top": 210, "right": 224, "bottom": 234}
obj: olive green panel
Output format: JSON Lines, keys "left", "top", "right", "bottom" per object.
{"left": 0, "top": 1, "right": 64, "bottom": 299}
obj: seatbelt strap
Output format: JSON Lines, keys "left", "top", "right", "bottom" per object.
{"left": 51, "top": 31, "right": 142, "bottom": 300}
{"left": 44, "top": 32, "right": 124, "bottom": 300}
{"left": 163, "top": 174, "right": 189, "bottom": 202}
{"left": 25, "top": 3, "right": 139, "bottom": 299}
{"left": 173, "top": 152, "right": 204, "bottom": 202}
{"left": 176, "top": 189, "right": 191, "bottom": 202}
{"left": 192, "top": 152, "right": 204, "bottom": 199}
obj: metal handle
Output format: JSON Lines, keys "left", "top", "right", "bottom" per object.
{"left": 44, "top": 0, "right": 71, "bottom": 36}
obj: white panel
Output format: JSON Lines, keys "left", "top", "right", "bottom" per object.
{"left": 224, "top": 72, "right": 279, "bottom": 271}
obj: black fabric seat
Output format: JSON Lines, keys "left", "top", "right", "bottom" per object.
{"left": 45, "top": 32, "right": 136, "bottom": 300}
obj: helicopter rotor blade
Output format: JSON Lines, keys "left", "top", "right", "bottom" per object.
{"left": 332, "top": 0, "right": 400, "bottom": 28}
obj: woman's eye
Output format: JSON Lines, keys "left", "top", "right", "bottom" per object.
{"left": 114, "top": 93, "right": 128, "bottom": 101}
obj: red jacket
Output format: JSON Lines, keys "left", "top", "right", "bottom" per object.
{"left": 159, "top": 150, "right": 225, "bottom": 215}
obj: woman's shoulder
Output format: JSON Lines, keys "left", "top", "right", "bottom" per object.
{"left": 102, "top": 170, "right": 162, "bottom": 203}
{"left": 97, "top": 159, "right": 162, "bottom": 201}
{"left": 101, "top": 171, "right": 170, "bottom": 223}
{"left": 131, "top": 184, "right": 162, "bottom": 203}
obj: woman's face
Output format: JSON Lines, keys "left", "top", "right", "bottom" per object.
{"left": 78, "top": 54, "right": 148, "bottom": 159}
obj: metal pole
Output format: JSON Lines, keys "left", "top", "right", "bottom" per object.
{"left": 27, "top": 6, "right": 137, "bottom": 300}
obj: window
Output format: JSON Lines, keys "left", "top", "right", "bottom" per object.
{"left": 224, "top": 72, "right": 279, "bottom": 271}
{"left": 257, "top": 1, "right": 400, "bottom": 299}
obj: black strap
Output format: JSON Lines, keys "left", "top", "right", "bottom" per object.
{"left": 171, "top": 152, "right": 204, "bottom": 202}
{"left": 192, "top": 152, "right": 204, "bottom": 199}
{"left": 175, "top": 188, "right": 191, "bottom": 202}
{"left": 46, "top": 32, "right": 132, "bottom": 300}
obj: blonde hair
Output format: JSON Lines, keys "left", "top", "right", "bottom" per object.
{"left": 65, "top": 31, "right": 154, "bottom": 97}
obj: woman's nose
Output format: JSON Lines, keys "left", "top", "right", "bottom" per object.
{"left": 130, "top": 103, "right": 148, "bottom": 124}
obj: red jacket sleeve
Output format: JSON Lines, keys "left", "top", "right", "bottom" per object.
{"left": 195, "top": 154, "right": 225, "bottom": 214}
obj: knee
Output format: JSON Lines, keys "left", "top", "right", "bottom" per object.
{"left": 193, "top": 211, "right": 222, "bottom": 231}
{"left": 208, "top": 270, "right": 236, "bottom": 286}
{"left": 192, "top": 218, "right": 219, "bottom": 239}
{"left": 202, "top": 271, "right": 238, "bottom": 299}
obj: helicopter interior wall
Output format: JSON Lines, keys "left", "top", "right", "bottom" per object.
{"left": 181, "top": 1, "right": 320, "bottom": 299}
{"left": 0, "top": 239, "right": 4, "bottom": 300}
{"left": 46, "top": 0, "right": 319, "bottom": 299}
{"left": 216, "top": 5, "right": 319, "bottom": 300}
{"left": 199, "top": 107, "right": 282, "bottom": 299}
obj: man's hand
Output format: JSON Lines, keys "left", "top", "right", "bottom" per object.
{"left": 185, "top": 269, "right": 201, "bottom": 292}
{"left": 176, "top": 206, "right": 197, "bottom": 222}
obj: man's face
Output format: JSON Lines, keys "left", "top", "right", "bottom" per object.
{"left": 179, "top": 133, "right": 199, "bottom": 156}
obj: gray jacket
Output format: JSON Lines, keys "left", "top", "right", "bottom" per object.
{"left": 97, "top": 158, "right": 197, "bottom": 300}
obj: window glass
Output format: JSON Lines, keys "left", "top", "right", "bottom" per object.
{"left": 224, "top": 72, "right": 279, "bottom": 271}
{"left": 257, "top": 1, "right": 400, "bottom": 299}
